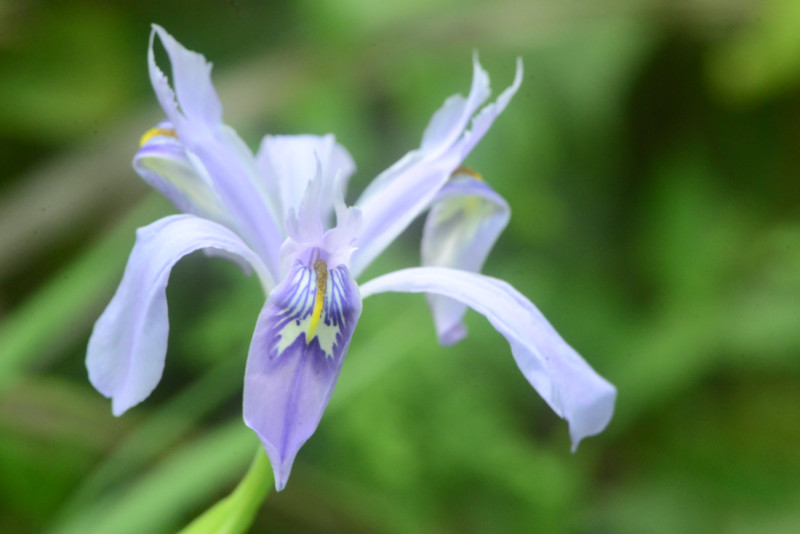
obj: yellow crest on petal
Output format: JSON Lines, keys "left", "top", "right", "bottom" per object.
{"left": 307, "top": 259, "right": 328, "bottom": 339}
{"left": 139, "top": 126, "right": 177, "bottom": 147}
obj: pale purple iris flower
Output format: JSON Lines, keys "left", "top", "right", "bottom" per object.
{"left": 87, "top": 25, "right": 616, "bottom": 491}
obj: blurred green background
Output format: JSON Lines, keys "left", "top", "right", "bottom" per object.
{"left": 1, "top": 0, "right": 800, "bottom": 532}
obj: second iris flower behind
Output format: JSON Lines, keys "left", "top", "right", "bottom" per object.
{"left": 86, "top": 25, "right": 616, "bottom": 491}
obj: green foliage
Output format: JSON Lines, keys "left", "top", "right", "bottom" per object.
{"left": 177, "top": 448, "right": 271, "bottom": 534}
{"left": 1, "top": 1, "right": 799, "bottom": 533}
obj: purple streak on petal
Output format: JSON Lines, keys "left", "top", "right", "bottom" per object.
{"left": 351, "top": 57, "right": 523, "bottom": 278}
{"left": 87, "top": 215, "right": 269, "bottom": 416}
{"left": 147, "top": 25, "right": 283, "bottom": 280}
{"left": 244, "top": 255, "right": 362, "bottom": 491}
{"left": 422, "top": 175, "right": 510, "bottom": 345}
{"left": 360, "top": 267, "right": 616, "bottom": 451}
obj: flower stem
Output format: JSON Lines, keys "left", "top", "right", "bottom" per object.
{"left": 178, "top": 445, "right": 272, "bottom": 534}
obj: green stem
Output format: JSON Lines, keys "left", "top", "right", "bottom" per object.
{"left": 178, "top": 445, "right": 272, "bottom": 534}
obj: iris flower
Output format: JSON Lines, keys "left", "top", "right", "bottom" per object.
{"left": 87, "top": 25, "right": 616, "bottom": 491}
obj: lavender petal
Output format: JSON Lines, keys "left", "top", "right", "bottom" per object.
{"left": 360, "top": 267, "right": 616, "bottom": 451}
{"left": 422, "top": 173, "right": 510, "bottom": 345}
{"left": 87, "top": 215, "right": 268, "bottom": 416}
{"left": 244, "top": 252, "right": 362, "bottom": 490}
{"left": 351, "top": 57, "right": 522, "bottom": 278}
{"left": 147, "top": 25, "right": 284, "bottom": 279}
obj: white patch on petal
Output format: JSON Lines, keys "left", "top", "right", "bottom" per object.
{"left": 272, "top": 259, "right": 351, "bottom": 359}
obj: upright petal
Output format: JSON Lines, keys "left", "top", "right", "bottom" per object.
{"left": 87, "top": 215, "right": 270, "bottom": 416}
{"left": 351, "top": 57, "right": 523, "bottom": 278}
{"left": 256, "top": 134, "right": 355, "bottom": 232}
{"left": 419, "top": 53, "right": 491, "bottom": 156}
{"left": 244, "top": 250, "right": 362, "bottom": 491}
{"left": 422, "top": 170, "right": 510, "bottom": 345}
{"left": 448, "top": 57, "right": 523, "bottom": 161}
{"left": 360, "top": 267, "right": 616, "bottom": 450}
{"left": 148, "top": 25, "right": 283, "bottom": 279}
{"left": 280, "top": 167, "right": 363, "bottom": 280}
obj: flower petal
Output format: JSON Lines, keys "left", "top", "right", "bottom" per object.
{"left": 279, "top": 165, "right": 363, "bottom": 279}
{"left": 422, "top": 172, "right": 510, "bottom": 345}
{"left": 148, "top": 25, "right": 283, "bottom": 278}
{"left": 244, "top": 251, "right": 362, "bottom": 491}
{"left": 419, "top": 52, "right": 491, "bottom": 156}
{"left": 351, "top": 57, "right": 523, "bottom": 278}
{"left": 86, "top": 214, "right": 269, "bottom": 416}
{"left": 448, "top": 57, "right": 523, "bottom": 161}
{"left": 360, "top": 267, "right": 616, "bottom": 450}
{"left": 256, "top": 134, "right": 355, "bottom": 232}
{"left": 134, "top": 121, "right": 230, "bottom": 223}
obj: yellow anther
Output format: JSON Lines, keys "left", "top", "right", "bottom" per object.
{"left": 451, "top": 165, "right": 483, "bottom": 181}
{"left": 139, "top": 127, "right": 177, "bottom": 147}
{"left": 307, "top": 259, "right": 328, "bottom": 340}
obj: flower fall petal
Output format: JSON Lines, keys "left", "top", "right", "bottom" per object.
{"left": 87, "top": 215, "right": 268, "bottom": 416}
{"left": 360, "top": 267, "right": 616, "bottom": 450}
{"left": 244, "top": 253, "right": 362, "bottom": 490}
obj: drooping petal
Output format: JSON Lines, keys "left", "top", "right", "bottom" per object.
{"left": 350, "top": 57, "right": 523, "bottom": 278}
{"left": 256, "top": 134, "right": 355, "bottom": 232}
{"left": 421, "top": 170, "right": 510, "bottom": 345}
{"left": 360, "top": 267, "right": 616, "bottom": 450}
{"left": 87, "top": 215, "right": 270, "bottom": 416}
{"left": 148, "top": 25, "right": 283, "bottom": 279}
{"left": 244, "top": 250, "right": 362, "bottom": 491}
{"left": 134, "top": 121, "right": 230, "bottom": 224}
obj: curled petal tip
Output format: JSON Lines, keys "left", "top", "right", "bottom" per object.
{"left": 568, "top": 382, "right": 617, "bottom": 452}
{"left": 438, "top": 322, "right": 468, "bottom": 346}
{"left": 111, "top": 398, "right": 131, "bottom": 418}
{"left": 258, "top": 441, "right": 294, "bottom": 492}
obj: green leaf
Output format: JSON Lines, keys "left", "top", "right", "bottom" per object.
{"left": 707, "top": 0, "right": 800, "bottom": 102}
{"left": 48, "top": 422, "right": 256, "bottom": 534}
